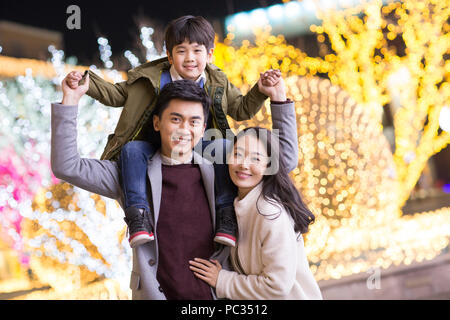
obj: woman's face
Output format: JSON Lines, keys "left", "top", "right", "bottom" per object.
{"left": 228, "top": 134, "right": 269, "bottom": 199}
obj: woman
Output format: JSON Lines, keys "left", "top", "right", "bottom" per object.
{"left": 189, "top": 125, "right": 323, "bottom": 300}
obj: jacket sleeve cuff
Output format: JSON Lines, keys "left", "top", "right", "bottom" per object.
{"left": 249, "top": 83, "right": 268, "bottom": 102}
{"left": 216, "top": 269, "right": 234, "bottom": 299}
{"left": 85, "top": 69, "right": 101, "bottom": 97}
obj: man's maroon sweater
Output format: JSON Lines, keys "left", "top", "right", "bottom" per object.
{"left": 156, "top": 163, "right": 215, "bottom": 300}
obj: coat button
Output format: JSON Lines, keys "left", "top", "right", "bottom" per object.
{"left": 149, "top": 259, "right": 156, "bottom": 266}
{"left": 158, "top": 286, "right": 164, "bottom": 292}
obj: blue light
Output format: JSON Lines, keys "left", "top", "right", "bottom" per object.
{"left": 224, "top": 0, "right": 401, "bottom": 40}
{"left": 443, "top": 184, "right": 450, "bottom": 194}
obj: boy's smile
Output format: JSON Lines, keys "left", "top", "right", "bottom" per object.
{"left": 167, "top": 40, "right": 214, "bottom": 81}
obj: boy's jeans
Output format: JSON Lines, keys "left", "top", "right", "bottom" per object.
{"left": 119, "top": 139, "right": 237, "bottom": 213}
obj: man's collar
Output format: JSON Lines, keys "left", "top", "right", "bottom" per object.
{"left": 169, "top": 65, "right": 206, "bottom": 84}
{"left": 160, "top": 152, "right": 194, "bottom": 165}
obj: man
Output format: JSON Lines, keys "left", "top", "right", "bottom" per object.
{"left": 51, "top": 73, "right": 298, "bottom": 299}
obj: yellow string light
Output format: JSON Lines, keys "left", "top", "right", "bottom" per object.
{"left": 215, "top": 0, "right": 450, "bottom": 281}
{"left": 0, "top": 0, "right": 449, "bottom": 296}
{"left": 0, "top": 55, "right": 125, "bottom": 82}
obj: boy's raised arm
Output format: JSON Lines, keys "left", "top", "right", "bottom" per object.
{"left": 224, "top": 69, "right": 285, "bottom": 122}
{"left": 86, "top": 70, "right": 128, "bottom": 107}
{"left": 66, "top": 70, "right": 128, "bottom": 107}
{"left": 225, "top": 81, "right": 267, "bottom": 121}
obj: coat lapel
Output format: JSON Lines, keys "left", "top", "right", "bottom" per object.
{"left": 194, "top": 152, "right": 216, "bottom": 230}
{"left": 147, "top": 151, "right": 162, "bottom": 225}
{"left": 146, "top": 151, "right": 216, "bottom": 230}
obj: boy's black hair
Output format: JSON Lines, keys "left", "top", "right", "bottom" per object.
{"left": 165, "top": 15, "right": 215, "bottom": 54}
{"left": 149, "top": 80, "right": 211, "bottom": 147}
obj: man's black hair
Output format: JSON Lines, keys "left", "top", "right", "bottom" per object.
{"left": 149, "top": 80, "right": 211, "bottom": 147}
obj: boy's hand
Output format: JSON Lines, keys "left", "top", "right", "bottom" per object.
{"left": 61, "top": 71, "right": 89, "bottom": 105}
{"left": 65, "top": 70, "right": 85, "bottom": 89}
{"left": 258, "top": 69, "right": 287, "bottom": 102}
{"left": 261, "top": 69, "right": 281, "bottom": 87}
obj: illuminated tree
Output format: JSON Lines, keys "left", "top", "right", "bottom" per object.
{"left": 215, "top": 0, "right": 450, "bottom": 211}
{"left": 312, "top": 0, "right": 450, "bottom": 209}
{"left": 213, "top": 0, "right": 450, "bottom": 280}
{"left": 0, "top": 66, "right": 131, "bottom": 298}
{"left": 1, "top": 0, "right": 449, "bottom": 296}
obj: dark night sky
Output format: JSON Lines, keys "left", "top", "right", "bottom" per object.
{"left": 0, "top": 0, "right": 283, "bottom": 65}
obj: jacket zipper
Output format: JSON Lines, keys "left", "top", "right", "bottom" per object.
{"left": 205, "top": 85, "right": 223, "bottom": 134}
{"left": 104, "top": 140, "right": 120, "bottom": 160}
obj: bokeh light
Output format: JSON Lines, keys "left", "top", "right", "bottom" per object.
{"left": 0, "top": 0, "right": 449, "bottom": 298}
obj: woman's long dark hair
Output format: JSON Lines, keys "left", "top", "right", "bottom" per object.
{"left": 234, "top": 127, "right": 315, "bottom": 234}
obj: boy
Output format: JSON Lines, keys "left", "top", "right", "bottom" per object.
{"left": 65, "top": 15, "right": 282, "bottom": 248}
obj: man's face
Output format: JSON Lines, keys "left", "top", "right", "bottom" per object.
{"left": 153, "top": 99, "right": 206, "bottom": 159}
{"left": 167, "top": 40, "right": 214, "bottom": 81}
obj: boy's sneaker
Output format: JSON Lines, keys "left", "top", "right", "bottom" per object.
{"left": 214, "top": 206, "right": 237, "bottom": 247}
{"left": 124, "top": 207, "right": 154, "bottom": 248}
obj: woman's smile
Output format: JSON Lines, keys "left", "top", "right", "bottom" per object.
{"left": 235, "top": 171, "right": 252, "bottom": 180}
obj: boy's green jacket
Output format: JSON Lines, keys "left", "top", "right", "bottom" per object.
{"left": 86, "top": 57, "right": 268, "bottom": 161}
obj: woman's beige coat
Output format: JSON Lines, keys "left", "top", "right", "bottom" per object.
{"left": 216, "top": 183, "right": 323, "bottom": 300}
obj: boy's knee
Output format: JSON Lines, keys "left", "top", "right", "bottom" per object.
{"left": 121, "top": 140, "right": 150, "bottom": 155}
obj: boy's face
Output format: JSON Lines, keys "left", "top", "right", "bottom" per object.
{"left": 153, "top": 98, "right": 206, "bottom": 160}
{"left": 167, "top": 40, "right": 214, "bottom": 81}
